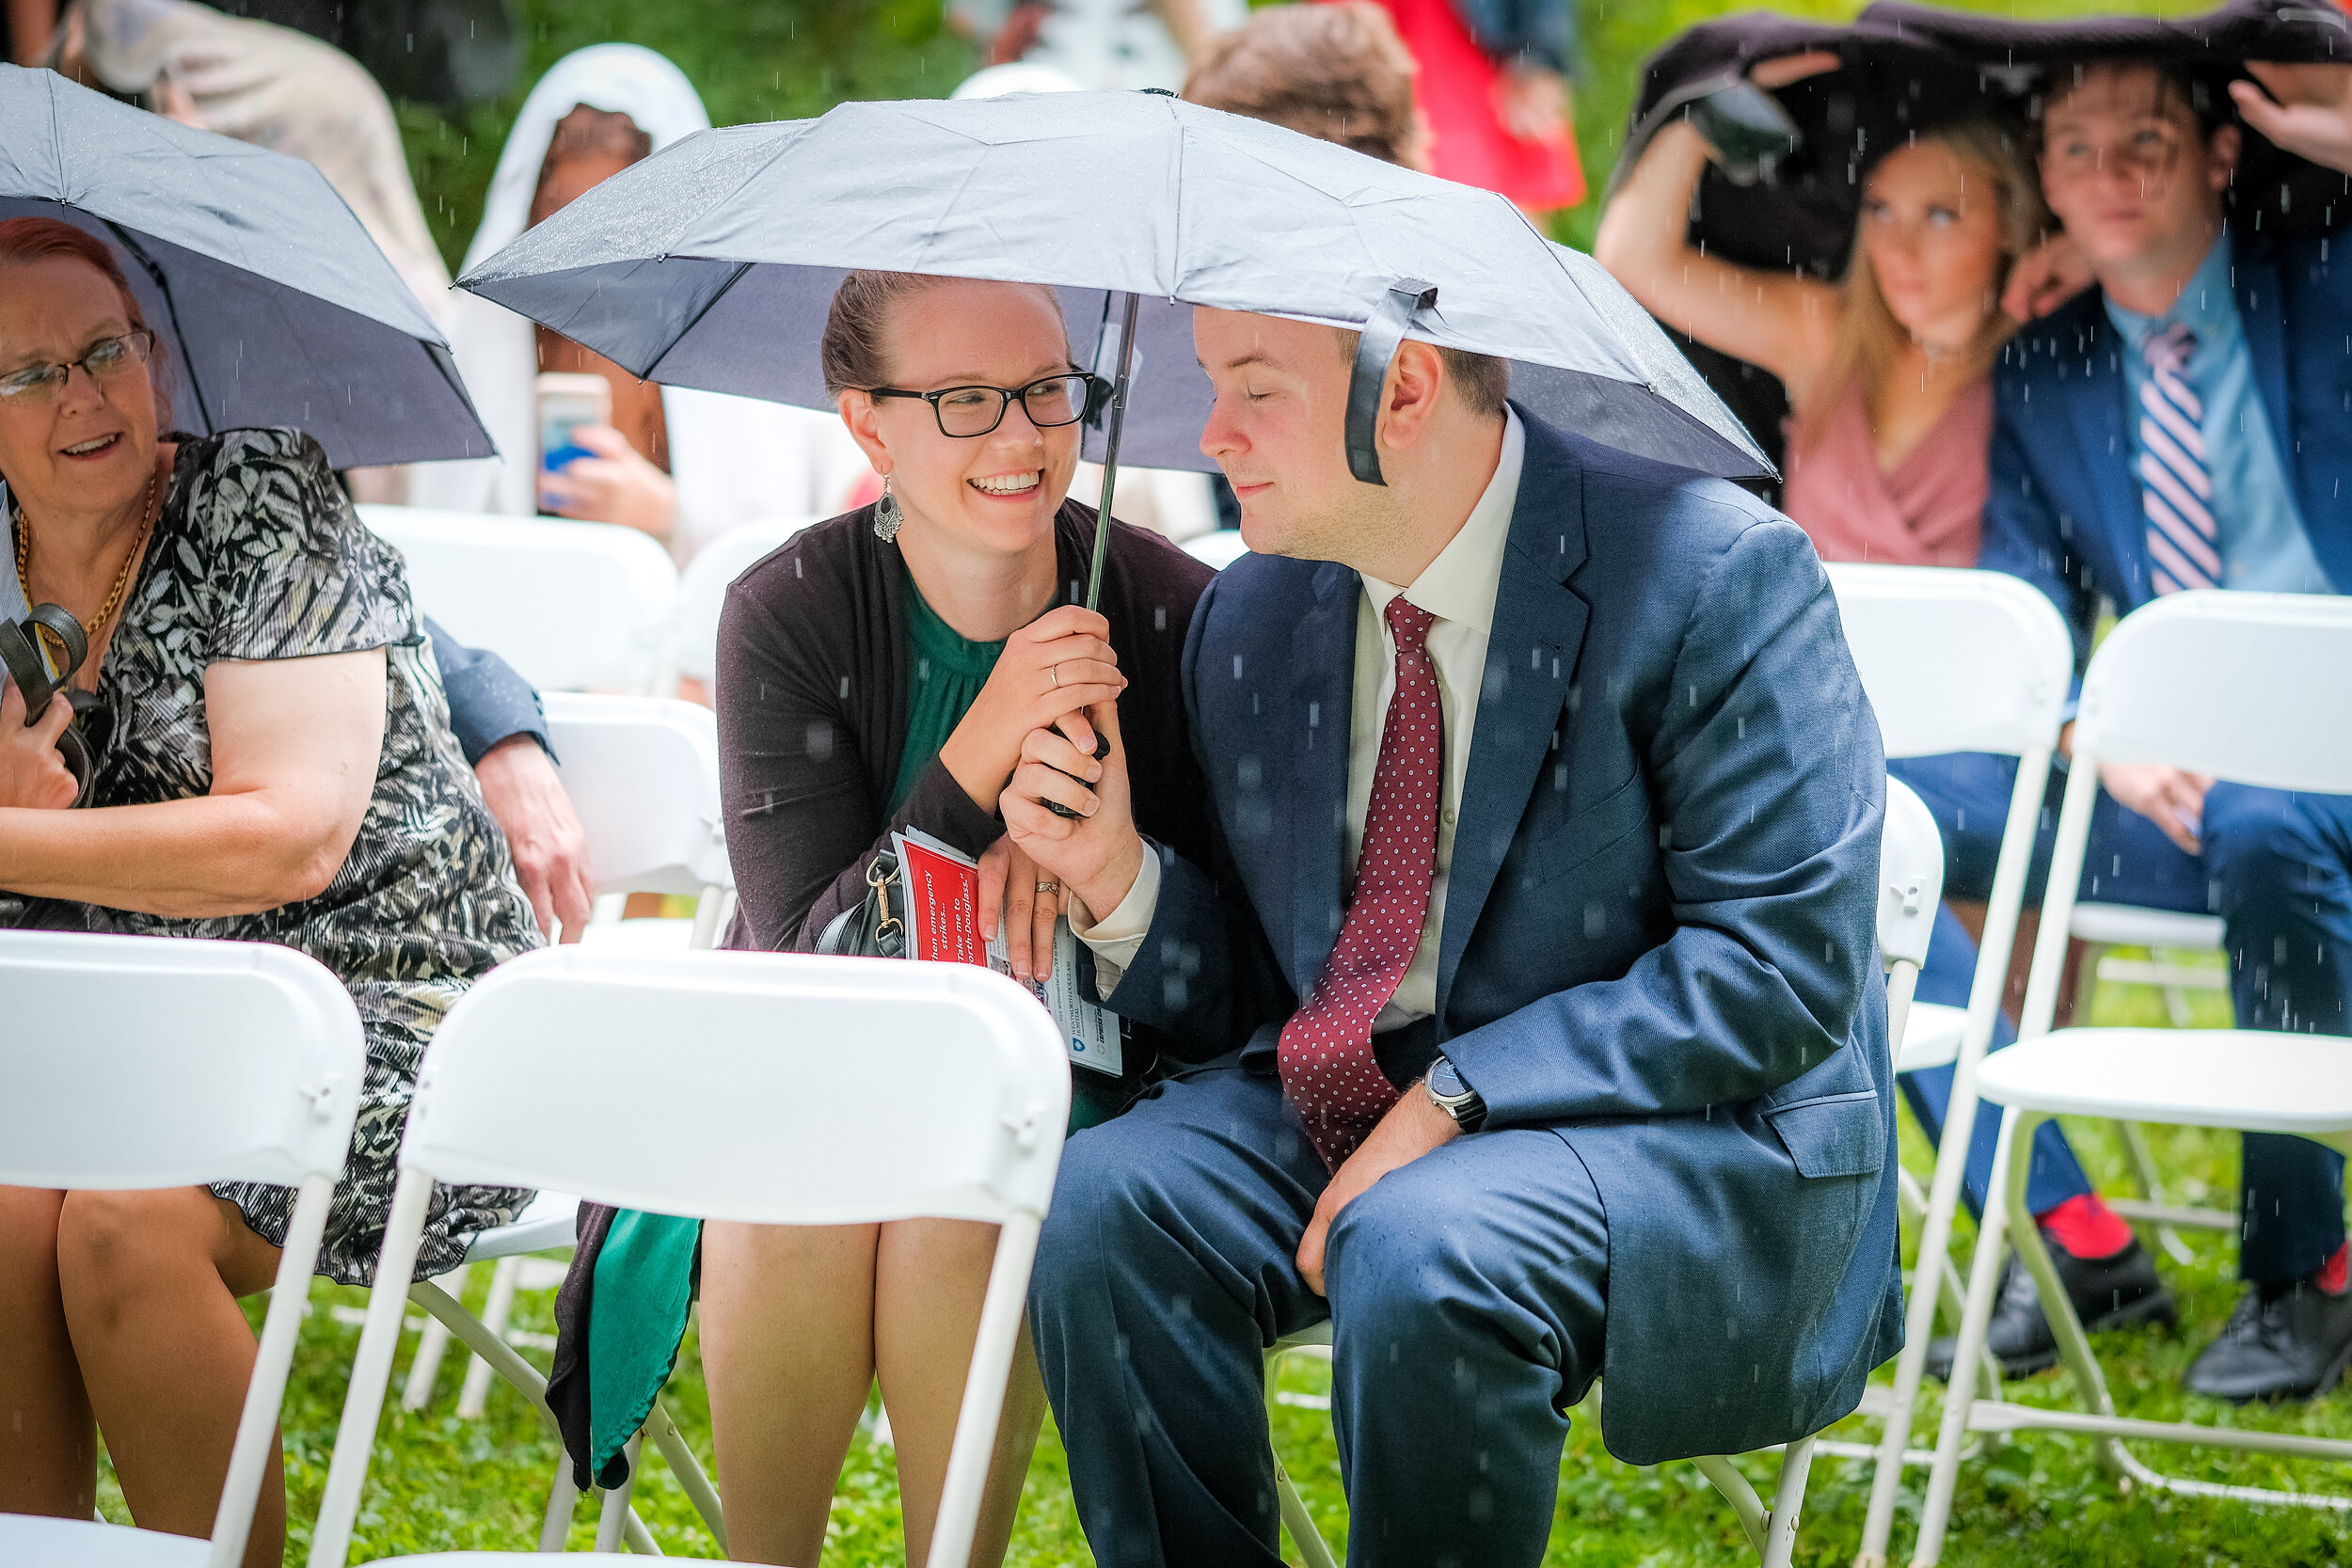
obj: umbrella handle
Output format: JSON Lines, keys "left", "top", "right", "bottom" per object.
{"left": 1345, "top": 280, "right": 1438, "bottom": 487}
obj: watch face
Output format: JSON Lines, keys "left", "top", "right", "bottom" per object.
{"left": 1427, "top": 1058, "right": 1463, "bottom": 1098}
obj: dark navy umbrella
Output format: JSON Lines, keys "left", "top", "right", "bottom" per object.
{"left": 457, "top": 89, "right": 1770, "bottom": 606}
{"left": 0, "top": 64, "right": 489, "bottom": 468}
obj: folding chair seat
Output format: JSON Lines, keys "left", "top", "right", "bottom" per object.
{"left": 305, "top": 948, "right": 1070, "bottom": 1568}
{"left": 1263, "top": 777, "right": 1944, "bottom": 1568}
{"left": 0, "top": 931, "right": 365, "bottom": 1568}
{"left": 359, "top": 504, "right": 680, "bottom": 694}
{"left": 401, "top": 692, "right": 733, "bottom": 1436}
{"left": 1909, "top": 591, "right": 2352, "bottom": 1566}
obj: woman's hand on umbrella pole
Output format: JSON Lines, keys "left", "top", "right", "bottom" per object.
{"left": 2002, "top": 231, "right": 2094, "bottom": 322}
{"left": 1748, "top": 51, "right": 1840, "bottom": 91}
{"left": 2233, "top": 63, "right": 2352, "bottom": 178}
{"left": 939, "top": 605, "right": 1125, "bottom": 813}
{"left": 0, "top": 675, "right": 77, "bottom": 811}
{"left": 1000, "top": 702, "right": 1143, "bottom": 926}
{"left": 537, "top": 424, "right": 678, "bottom": 538}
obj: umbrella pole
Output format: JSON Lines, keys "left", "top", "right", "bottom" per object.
{"left": 1083, "top": 290, "right": 1142, "bottom": 612}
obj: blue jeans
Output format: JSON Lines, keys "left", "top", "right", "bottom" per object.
{"left": 1027, "top": 1061, "right": 1608, "bottom": 1568}
{"left": 1890, "top": 754, "right": 2351, "bottom": 1284}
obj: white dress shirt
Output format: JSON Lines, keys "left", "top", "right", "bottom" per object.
{"left": 1077, "top": 406, "right": 1525, "bottom": 1027}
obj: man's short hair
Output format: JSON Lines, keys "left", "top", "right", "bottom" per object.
{"left": 1332, "top": 327, "right": 1512, "bottom": 420}
{"left": 2042, "top": 55, "right": 2234, "bottom": 143}
{"left": 1183, "top": 4, "right": 1420, "bottom": 166}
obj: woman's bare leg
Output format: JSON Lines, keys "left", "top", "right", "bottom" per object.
{"left": 56, "top": 1189, "right": 285, "bottom": 1568}
{"left": 875, "top": 1218, "right": 1048, "bottom": 1568}
{"left": 702, "top": 1222, "right": 881, "bottom": 1566}
{"left": 0, "top": 1186, "right": 96, "bottom": 1520}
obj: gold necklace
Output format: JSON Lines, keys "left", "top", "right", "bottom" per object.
{"left": 14, "top": 466, "right": 158, "bottom": 662}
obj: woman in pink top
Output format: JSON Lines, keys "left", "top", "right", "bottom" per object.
{"left": 1595, "top": 55, "right": 2042, "bottom": 566}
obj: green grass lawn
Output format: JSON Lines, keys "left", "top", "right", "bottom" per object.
{"left": 103, "top": 954, "right": 2349, "bottom": 1565}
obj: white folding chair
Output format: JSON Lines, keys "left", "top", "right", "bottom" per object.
{"left": 307, "top": 948, "right": 1070, "bottom": 1568}
{"left": 359, "top": 504, "right": 680, "bottom": 694}
{"left": 1910, "top": 592, "right": 2352, "bottom": 1566}
{"left": 668, "top": 517, "right": 818, "bottom": 689}
{"left": 1823, "top": 565, "right": 2087, "bottom": 1567}
{"left": 1265, "top": 778, "right": 1944, "bottom": 1568}
{"left": 0, "top": 931, "right": 364, "bottom": 1568}
{"left": 399, "top": 692, "right": 733, "bottom": 1439}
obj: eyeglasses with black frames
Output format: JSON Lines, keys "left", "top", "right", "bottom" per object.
{"left": 866, "top": 372, "right": 1103, "bottom": 438}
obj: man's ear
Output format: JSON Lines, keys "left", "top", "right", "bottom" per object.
{"left": 2208, "top": 122, "right": 2243, "bottom": 190}
{"left": 839, "top": 390, "right": 891, "bottom": 472}
{"left": 1378, "top": 339, "right": 1448, "bottom": 454}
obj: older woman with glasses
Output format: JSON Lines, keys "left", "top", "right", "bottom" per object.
{"left": 546, "top": 270, "right": 1216, "bottom": 1567}
{"left": 0, "top": 216, "right": 539, "bottom": 1566}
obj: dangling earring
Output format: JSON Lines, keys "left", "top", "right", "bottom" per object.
{"left": 873, "top": 474, "right": 903, "bottom": 543}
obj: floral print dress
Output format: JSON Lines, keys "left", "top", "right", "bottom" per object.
{"left": 3, "top": 428, "right": 543, "bottom": 1284}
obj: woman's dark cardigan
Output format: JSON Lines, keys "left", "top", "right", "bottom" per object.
{"left": 545, "top": 499, "right": 1217, "bottom": 1485}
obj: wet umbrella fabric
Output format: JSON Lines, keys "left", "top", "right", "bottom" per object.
{"left": 455, "top": 88, "right": 1769, "bottom": 485}
{"left": 0, "top": 64, "right": 488, "bottom": 468}
{"left": 1614, "top": 0, "right": 2352, "bottom": 283}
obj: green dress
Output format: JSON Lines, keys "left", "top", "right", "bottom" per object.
{"left": 584, "top": 565, "right": 1117, "bottom": 1476}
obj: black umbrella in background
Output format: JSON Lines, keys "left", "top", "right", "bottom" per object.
{"left": 1608, "top": 0, "right": 2352, "bottom": 474}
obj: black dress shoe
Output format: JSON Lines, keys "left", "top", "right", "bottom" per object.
{"left": 1927, "top": 1233, "right": 2174, "bottom": 1381}
{"left": 2185, "top": 1282, "right": 2352, "bottom": 1402}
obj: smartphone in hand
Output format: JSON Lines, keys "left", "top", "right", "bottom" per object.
{"left": 536, "top": 372, "right": 612, "bottom": 476}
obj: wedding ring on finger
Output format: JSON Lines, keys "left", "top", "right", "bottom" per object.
{"left": 1047, "top": 662, "right": 1060, "bottom": 689}
{"left": 1037, "top": 880, "right": 1060, "bottom": 895}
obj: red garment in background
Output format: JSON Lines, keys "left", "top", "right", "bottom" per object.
{"left": 1364, "top": 0, "right": 1585, "bottom": 211}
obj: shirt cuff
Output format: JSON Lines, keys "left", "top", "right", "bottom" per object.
{"left": 1070, "top": 848, "right": 1161, "bottom": 999}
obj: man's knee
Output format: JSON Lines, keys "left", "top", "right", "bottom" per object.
{"left": 2205, "top": 787, "right": 2331, "bottom": 907}
{"left": 1033, "top": 1117, "right": 1190, "bottom": 1302}
{"left": 1324, "top": 1172, "right": 1495, "bottom": 1345}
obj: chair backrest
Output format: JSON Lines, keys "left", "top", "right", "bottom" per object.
{"left": 541, "top": 692, "right": 731, "bottom": 895}
{"left": 2074, "top": 590, "right": 2352, "bottom": 792}
{"left": 1827, "top": 564, "right": 2074, "bottom": 760}
{"left": 669, "top": 517, "right": 815, "bottom": 684}
{"left": 359, "top": 504, "right": 680, "bottom": 693}
{"left": 1182, "top": 528, "right": 1248, "bottom": 571}
{"left": 402, "top": 948, "right": 1071, "bottom": 1225}
{"left": 1879, "top": 776, "right": 1945, "bottom": 974}
{"left": 0, "top": 931, "right": 363, "bottom": 1189}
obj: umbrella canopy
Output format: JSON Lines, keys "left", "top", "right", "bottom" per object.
{"left": 456, "top": 88, "right": 1768, "bottom": 483}
{"left": 1616, "top": 0, "right": 2352, "bottom": 282}
{"left": 0, "top": 63, "right": 488, "bottom": 468}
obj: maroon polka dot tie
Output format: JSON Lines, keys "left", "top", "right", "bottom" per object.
{"left": 1278, "top": 597, "right": 1442, "bottom": 1172}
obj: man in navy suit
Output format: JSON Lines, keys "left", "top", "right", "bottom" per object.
{"left": 1002, "top": 310, "right": 1897, "bottom": 1566}
{"left": 1909, "top": 58, "right": 2352, "bottom": 1402}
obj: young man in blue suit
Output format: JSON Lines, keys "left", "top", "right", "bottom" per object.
{"left": 1002, "top": 309, "right": 1898, "bottom": 1566}
{"left": 1914, "top": 57, "right": 2352, "bottom": 1403}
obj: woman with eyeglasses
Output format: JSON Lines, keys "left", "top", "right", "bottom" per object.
{"left": 0, "top": 216, "right": 539, "bottom": 1565}
{"left": 546, "top": 271, "right": 1216, "bottom": 1566}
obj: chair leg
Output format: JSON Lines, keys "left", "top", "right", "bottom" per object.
{"left": 457, "top": 1254, "right": 525, "bottom": 1418}
{"left": 644, "top": 1396, "right": 729, "bottom": 1553}
{"left": 1692, "top": 1454, "right": 1769, "bottom": 1558}
{"left": 1910, "top": 1107, "right": 2026, "bottom": 1568}
{"left": 1273, "top": 1444, "right": 1340, "bottom": 1568}
{"left": 2114, "top": 1118, "right": 2196, "bottom": 1266}
{"left": 594, "top": 1432, "right": 645, "bottom": 1553}
{"left": 537, "top": 1456, "right": 579, "bottom": 1553}
{"left": 401, "top": 1262, "right": 468, "bottom": 1413}
{"left": 1762, "top": 1436, "right": 1817, "bottom": 1568}
{"left": 2004, "top": 1118, "right": 2129, "bottom": 1478}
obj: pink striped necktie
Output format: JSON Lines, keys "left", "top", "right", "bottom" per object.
{"left": 1277, "top": 597, "right": 1442, "bottom": 1172}
{"left": 2139, "top": 322, "right": 2220, "bottom": 594}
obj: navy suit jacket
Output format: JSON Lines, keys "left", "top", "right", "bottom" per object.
{"left": 1103, "top": 408, "right": 1900, "bottom": 1464}
{"left": 1981, "top": 230, "right": 2352, "bottom": 671}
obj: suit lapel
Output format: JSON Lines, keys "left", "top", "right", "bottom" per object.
{"left": 1283, "top": 559, "right": 1359, "bottom": 996}
{"left": 2059, "top": 304, "right": 2144, "bottom": 586}
{"left": 1435, "top": 415, "right": 1589, "bottom": 1030}
{"left": 2235, "top": 250, "right": 2299, "bottom": 508}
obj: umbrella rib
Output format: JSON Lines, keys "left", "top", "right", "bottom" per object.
{"left": 103, "top": 219, "right": 215, "bottom": 436}
{"left": 645, "top": 261, "right": 753, "bottom": 386}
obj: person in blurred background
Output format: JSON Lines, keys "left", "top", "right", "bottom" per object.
{"left": 1349, "top": 0, "right": 1581, "bottom": 216}
{"left": 42, "top": 0, "right": 597, "bottom": 943}
{"left": 0, "top": 215, "right": 538, "bottom": 1565}
{"left": 411, "top": 43, "right": 875, "bottom": 564}
{"left": 1184, "top": 1, "right": 1428, "bottom": 169}
{"left": 1597, "top": 53, "right": 2178, "bottom": 1382}
{"left": 1979, "top": 56, "right": 2352, "bottom": 1402}
{"left": 954, "top": 0, "right": 1241, "bottom": 92}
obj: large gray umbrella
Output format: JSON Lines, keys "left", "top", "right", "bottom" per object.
{"left": 0, "top": 64, "right": 488, "bottom": 468}
{"left": 459, "top": 90, "right": 1768, "bottom": 596}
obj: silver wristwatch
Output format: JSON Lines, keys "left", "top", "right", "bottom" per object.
{"left": 1423, "top": 1054, "right": 1486, "bottom": 1132}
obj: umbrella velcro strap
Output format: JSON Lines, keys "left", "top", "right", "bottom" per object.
{"left": 1346, "top": 279, "right": 1438, "bottom": 487}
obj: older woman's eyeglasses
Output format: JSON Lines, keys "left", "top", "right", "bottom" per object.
{"left": 0, "top": 330, "right": 158, "bottom": 407}
{"left": 866, "top": 372, "right": 1103, "bottom": 438}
